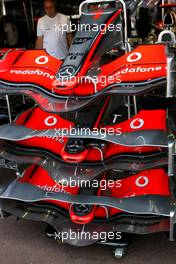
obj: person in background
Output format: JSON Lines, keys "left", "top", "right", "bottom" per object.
{"left": 2, "top": 15, "right": 18, "bottom": 47}
{"left": 35, "top": 0, "right": 73, "bottom": 60}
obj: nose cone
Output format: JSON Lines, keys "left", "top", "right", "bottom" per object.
{"left": 61, "top": 139, "right": 89, "bottom": 163}
{"left": 70, "top": 204, "right": 95, "bottom": 224}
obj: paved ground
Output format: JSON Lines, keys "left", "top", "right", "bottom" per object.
{"left": 0, "top": 219, "right": 176, "bottom": 264}
{"left": 0, "top": 169, "right": 176, "bottom": 264}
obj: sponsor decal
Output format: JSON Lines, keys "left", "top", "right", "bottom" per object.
{"left": 44, "top": 116, "right": 58, "bottom": 127}
{"left": 114, "top": 66, "right": 164, "bottom": 76}
{"left": 37, "top": 184, "right": 66, "bottom": 193}
{"left": 127, "top": 52, "right": 142, "bottom": 62}
{"left": 35, "top": 55, "right": 49, "bottom": 65}
{"left": 73, "top": 38, "right": 92, "bottom": 44}
{"left": 130, "top": 118, "right": 144, "bottom": 129}
{"left": 10, "top": 69, "right": 55, "bottom": 80}
{"left": 58, "top": 66, "right": 76, "bottom": 78}
{"left": 135, "top": 176, "right": 149, "bottom": 188}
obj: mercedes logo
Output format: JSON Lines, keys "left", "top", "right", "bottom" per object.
{"left": 73, "top": 204, "right": 92, "bottom": 215}
{"left": 58, "top": 66, "right": 76, "bottom": 78}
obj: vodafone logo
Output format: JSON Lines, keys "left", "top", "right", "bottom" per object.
{"left": 127, "top": 52, "right": 142, "bottom": 63}
{"left": 44, "top": 116, "right": 57, "bottom": 126}
{"left": 35, "top": 56, "right": 49, "bottom": 65}
{"left": 135, "top": 176, "right": 149, "bottom": 188}
{"left": 130, "top": 118, "right": 144, "bottom": 129}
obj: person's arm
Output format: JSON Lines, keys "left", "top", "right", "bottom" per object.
{"left": 66, "top": 32, "right": 73, "bottom": 49}
{"left": 35, "top": 36, "right": 43, "bottom": 49}
{"left": 35, "top": 18, "right": 43, "bottom": 49}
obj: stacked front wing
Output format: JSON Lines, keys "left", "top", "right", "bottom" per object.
{"left": 0, "top": 0, "right": 176, "bottom": 253}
